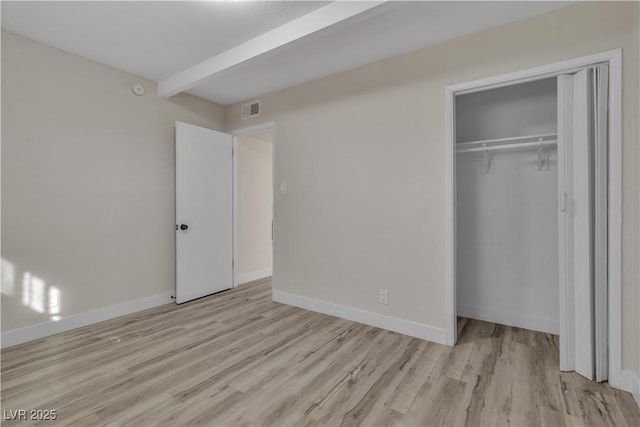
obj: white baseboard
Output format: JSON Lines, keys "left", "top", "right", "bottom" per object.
{"left": 1, "top": 292, "right": 174, "bottom": 349}
{"left": 236, "top": 268, "right": 272, "bottom": 285}
{"left": 458, "top": 303, "right": 559, "bottom": 335}
{"left": 272, "top": 290, "right": 447, "bottom": 345}
{"left": 619, "top": 370, "right": 640, "bottom": 407}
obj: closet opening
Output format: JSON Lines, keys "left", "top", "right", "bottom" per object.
{"left": 455, "top": 78, "right": 559, "bottom": 340}
{"left": 445, "top": 50, "right": 622, "bottom": 385}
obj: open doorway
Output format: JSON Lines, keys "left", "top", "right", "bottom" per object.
{"left": 175, "top": 122, "right": 274, "bottom": 302}
{"left": 233, "top": 129, "right": 274, "bottom": 286}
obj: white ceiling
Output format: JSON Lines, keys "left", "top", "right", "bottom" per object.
{"left": 2, "top": 1, "right": 572, "bottom": 106}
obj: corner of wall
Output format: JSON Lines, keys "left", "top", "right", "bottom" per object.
{"left": 621, "top": 370, "right": 640, "bottom": 407}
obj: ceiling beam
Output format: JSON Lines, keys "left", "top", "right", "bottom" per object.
{"left": 157, "top": 1, "right": 386, "bottom": 99}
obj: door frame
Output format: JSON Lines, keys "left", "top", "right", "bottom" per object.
{"left": 229, "top": 122, "right": 276, "bottom": 288}
{"left": 444, "top": 50, "right": 622, "bottom": 385}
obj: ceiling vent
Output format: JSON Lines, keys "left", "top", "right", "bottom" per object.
{"left": 241, "top": 100, "right": 261, "bottom": 120}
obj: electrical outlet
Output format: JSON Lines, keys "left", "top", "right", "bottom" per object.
{"left": 379, "top": 289, "right": 388, "bottom": 305}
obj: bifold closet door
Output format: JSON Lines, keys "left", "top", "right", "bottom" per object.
{"left": 558, "top": 65, "right": 608, "bottom": 381}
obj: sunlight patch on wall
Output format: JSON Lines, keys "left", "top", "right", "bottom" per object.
{"left": 20, "top": 271, "right": 61, "bottom": 318}
{"left": 23, "top": 272, "right": 45, "bottom": 313}
{"left": 1, "top": 258, "right": 16, "bottom": 296}
{"left": 48, "top": 287, "right": 60, "bottom": 315}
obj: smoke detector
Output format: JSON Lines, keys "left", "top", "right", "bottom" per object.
{"left": 132, "top": 83, "right": 145, "bottom": 96}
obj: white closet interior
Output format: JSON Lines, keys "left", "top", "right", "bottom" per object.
{"left": 455, "top": 78, "right": 560, "bottom": 334}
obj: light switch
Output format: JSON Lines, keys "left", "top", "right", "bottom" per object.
{"left": 280, "top": 182, "right": 287, "bottom": 194}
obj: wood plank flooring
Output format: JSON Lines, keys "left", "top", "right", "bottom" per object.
{"left": 2, "top": 278, "right": 639, "bottom": 426}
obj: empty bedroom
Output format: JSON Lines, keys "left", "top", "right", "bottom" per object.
{"left": 1, "top": 1, "right": 639, "bottom": 426}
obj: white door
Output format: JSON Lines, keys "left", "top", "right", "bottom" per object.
{"left": 571, "top": 68, "right": 595, "bottom": 380}
{"left": 175, "top": 121, "right": 233, "bottom": 304}
{"left": 557, "top": 65, "right": 608, "bottom": 381}
{"left": 592, "top": 64, "right": 609, "bottom": 382}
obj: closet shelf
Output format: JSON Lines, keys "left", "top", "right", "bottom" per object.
{"left": 456, "top": 133, "right": 557, "bottom": 153}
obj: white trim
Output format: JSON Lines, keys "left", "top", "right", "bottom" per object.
{"left": 273, "top": 290, "right": 448, "bottom": 345}
{"left": 444, "top": 49, "right": 623, "bottom": 390}
{"left": 232, "top": 136, "right": 239, "bottom": 288}
{"left": 444, "top": 86, "right": 456, "bottom": 346}
{"left": 621, "top": 370, "right": 640, "bottom": 407}
{"left": 157, "top": 1, "right": 387, "bottom": 98}
{"left": 229, "top": 122, "right": 276, "bottom": 137}
{"left": 230, "top": 123, "right": 276, "bottom": 290}
{"left": 457, "top": 304, "right": 559, "bottom": 335}
{"left": 447, "top": 49, "right": 618, "bottom": 95}
{"left": 606, "top": 49, "right": 623, "bottom": 390}
{"left": 236, "top": 268, "right": 273, "bottom": 285}
{"left": 1, "top": 292, "right": 174, "bottom": 349}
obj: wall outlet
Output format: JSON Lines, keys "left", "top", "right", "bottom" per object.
{"left": 379, "top": 289, "right": 388, "bottom": 305}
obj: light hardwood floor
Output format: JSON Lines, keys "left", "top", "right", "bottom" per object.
{"left": 1, "top": 278, "right": 639, "bottom": 426}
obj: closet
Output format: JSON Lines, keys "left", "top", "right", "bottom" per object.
{"left": 455, "top": 78, "right": 559, "bottom": 334}
{"left": 451, "top": 60, "right": 613, "bottom": 383}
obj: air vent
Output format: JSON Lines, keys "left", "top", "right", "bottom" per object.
{"left": 241, "top": 100, "right": 261, "bottom": 120}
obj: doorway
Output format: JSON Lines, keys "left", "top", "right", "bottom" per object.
{"left": 445, "top": 50, "right": 622, "bottom": 385}
{"left": 174, "top": 122, "right": 275, "bottom": 303}
{"left": 232, "top": 125, "right": 275, "bottom": 287}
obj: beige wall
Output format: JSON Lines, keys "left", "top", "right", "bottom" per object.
{"left": 237, "top": 133, "right": 273, "bottom": 276}
{"left": 1, "top": 31, "right": 225, "bottom": 331}
{"left": 226, "top": 2, "right": 640, "bottom": 375}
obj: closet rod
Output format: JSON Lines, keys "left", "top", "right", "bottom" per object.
{"left": 457, "top": 139, "right": 557, "bottom": 153}
{"left": 456, "top": 132, "right": 557, "bottom": 148}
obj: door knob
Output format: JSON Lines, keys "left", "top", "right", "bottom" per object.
{"left": 180, "top": 224, "right": 189, "bottom": 231}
